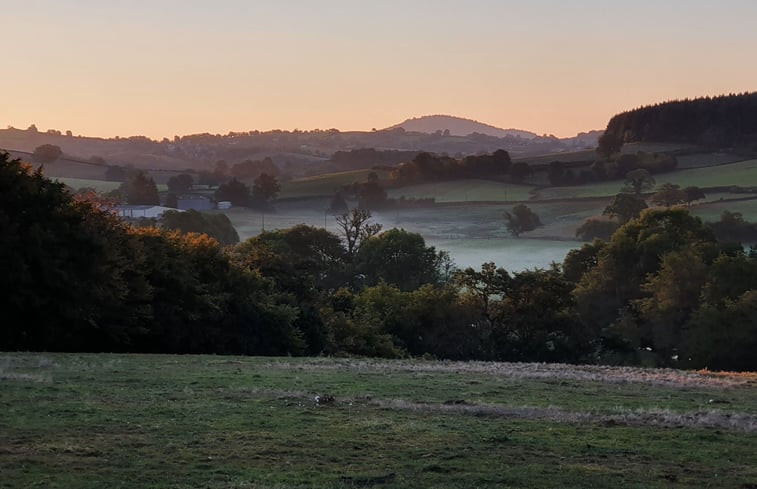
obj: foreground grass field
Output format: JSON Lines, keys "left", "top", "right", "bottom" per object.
{"left": 2, "top": 353, "right": 756, "bottom": 488}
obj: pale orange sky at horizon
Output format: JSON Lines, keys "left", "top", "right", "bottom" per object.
{"left": 4, "top": 0, "right": 757, "bottom": 140}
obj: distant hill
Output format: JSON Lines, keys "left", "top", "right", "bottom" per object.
{"left": 0, "top": 119, "right": 600, "bottom": 181}
{"left": 387, "top": 115, "right": 539, "bottom": 139}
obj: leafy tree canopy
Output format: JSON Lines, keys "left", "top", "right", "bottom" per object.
{"left": 215, "top": 178, "right": 250, "bottom": 207}
{"left": 166, "top": 173, "right": 194, "bottom": 194}
{"left": 161, "top": 209, "right": 239, "bottom": 246}
{"left": 603, "top": 193, "right": 648, "bottom": 224}
{"left": 355, "top": 229, "right": 443, "bottom": 292}
{"left": 504, "top": 204, "right": 542, "bottom": 237}
{"left": 251, "top": 172, "right": 281, "bottom": 205}
{"left": 32, "top": 144, "right": 63, "bottom": 165}
{"left": 651, "top": 183, "right": 686, "bottom": 207}
{"left": 124, "top": 172, "right": 160, "bottom": 205}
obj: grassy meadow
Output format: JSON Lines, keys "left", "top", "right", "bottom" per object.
{"left": 533, "top": 159, "right": 757, "bottom": 201}
{"left": 425, "top": 238, "right": 578, "bottom": 270}
{"left": 280, "top": 170, "right": 391, "bottom": 199}
{"left": 2, "top": 353, "right": 756, "bottom": 489}
{"left": 55, "top": 177, "right": 122, "bottom": 193}
{"left": 55, "top": 177, "right": 169, "bottom": 193}
{"left": 387, "top": 180, "right": 535, "bottom": 203}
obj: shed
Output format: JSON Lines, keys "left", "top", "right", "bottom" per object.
{"left": 177, "top": 196, "right": 214, "bottom": 211}
{"left": 115, "top": 205, "right": 178, "bottom": 219}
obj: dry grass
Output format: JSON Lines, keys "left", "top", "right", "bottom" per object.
{"left": 212, "top": 387, "right": 757, "bottom": 433}
{"left": 0, "top": 372, "right": 52, "bottom": 382}
{"left": 369, "top": 399, "right": 757, "bottom": 433}
{"left": 262, "top": 358, "right": 751, "bottom": 389}
{"left": 4, "top": 353, "right": 757, "bottom": 488}
{"left": 0, "top": 355, "right": 55, "bottom": 383}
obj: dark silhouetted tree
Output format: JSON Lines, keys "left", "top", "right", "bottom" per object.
{"left": 575, "top": 218, "right": 619, "bottom": 241}
{"left": 651, "top": 183, "right": 686, "bottom": 207}
{"left": 683, "top": 186, "right": 706, "bottom": 206}
{"left": 504, "top": 204, "right": 542, "bottom": 237}
{"left": 328, "top": 191, "right": 349, "bottom": 214}
{"left": 166, "top": 173, "right": 194, "bottom": 194}
{"left": 165, "top": 192, "right": 178, "bottom": 208}
{"left": 355, "top": 229, "right": 442, "bottom": 291}
{"left": 161, "top": 209, "right": 239, "bottom": 246}
{"left": 707, "top": 210, "right": 757, "bottom": 244}
{"left": 596, "top": 133, "right": 623, "bottom": 157}
{"left": 252, "top": 173, "right": 280, "bottom": 206}
{"left": 357, "top": 180, "right": 388, "bottom": 210}
{"left": 623, "top": 169, "right": 655, "bottom": 197}
{"left": 105, "top": 165, "right": 127, "bottom": 182}
{"left": 509, "top": 162, "right": 532, "bottom": 182}
{"left": 126, "top": 172, "right": 159, "bottom": 205}
{"left": 336, "top": 208, "right": 382, "bottom": 258}
{"left": 603, "top": 193, "right": 647, "bottom": 224}
{"left": 32, "top": 144, "right": 62, "bottom": 165}
{"left": 215, "top": 178, "right": 250, "bottom": 206}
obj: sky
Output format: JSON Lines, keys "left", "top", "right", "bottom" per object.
{"left": 3, "top": 0, "right": 757, "bottom": 139}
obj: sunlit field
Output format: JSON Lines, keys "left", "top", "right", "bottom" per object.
{"left": 535, "top": 159, "right": 757, "bottom": 200}
{"left": 54, "top": 177, "right": 169, "bottom": 193}
{"left": 280, "top": 170, "right": 391, "bottom": 199}
{"left": 2, "top": 353, "right": 756, "bottom": 489}
{"left": 55, "top": 177, "right": 122, "bottom": 193}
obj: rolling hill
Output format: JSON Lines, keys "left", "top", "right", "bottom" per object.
{"left": 388, "top": 114, "right": 539, "bottom": 139}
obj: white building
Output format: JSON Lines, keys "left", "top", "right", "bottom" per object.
{"left": 115, "top": 205, "right": 181, "bottom": 219}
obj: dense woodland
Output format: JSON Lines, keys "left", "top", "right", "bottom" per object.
{"left": 600, "top": 92, "right": 757, "bottom": 152}
{"left": 2, "top": 151, "right": 756, "bottom": 370}
{"left": 390, "top": 148, "right": 678, "bottom": 188}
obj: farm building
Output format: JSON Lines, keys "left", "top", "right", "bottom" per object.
{"left": 115, "top": 205, "right": 180, "bottom": 219}
{"left": 177, "top": 196, "right": 214, "bottom": 211}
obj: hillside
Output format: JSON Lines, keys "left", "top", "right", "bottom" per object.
{"left": 602, "top": 92, "right": 757, "bottom": 150}
{"left": 0, "top": 120, "right": 601, "bottom": 180}
{"left": 388, "top": 114, "right": 539, "bottom": 139}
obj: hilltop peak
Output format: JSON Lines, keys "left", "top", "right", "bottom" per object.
{"left": 387, "top": 115, "right": 539, "bottom": 139}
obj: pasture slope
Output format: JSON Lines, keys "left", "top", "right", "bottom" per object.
{"left": 2, "top": 353, "right": 756, "bottom": 488}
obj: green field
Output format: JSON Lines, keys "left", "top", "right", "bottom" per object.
{"left": 534, "top": 159, "right": 757, "bottom": 200}
{"left": 55, "top": 177, "right": 170, "bottom": 193}
{"left": 692, "top": 196, "right": 757, "bottom": 222}
{"left": 658, "top": 158, "right": 757, "bottom": 188}
{"left": 55, "top": 177, "right": 122, "bottom": 193}
{"left": 281, "top": 170, "right": 391, "bottom": 199}
{"left": 2, "top": 353, "right": 756, "bottom": 488}
{"left": 388, "top": 180, "right": 535, "bottom": 203}
{"left": 425, "top": 237, "right": 579, "bottom": 270}
{"left": 223, "top": 206, "right": 336, "bottom": 240}
{"left": 282, "top": 174, "right": 535, "bottom": 203}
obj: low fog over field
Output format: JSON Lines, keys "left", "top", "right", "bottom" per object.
{"left": 425, "top": 238, "right": 577, "bottom": 271}
{"left": 225, "top": 203, "right": 581, "bottom": 272}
